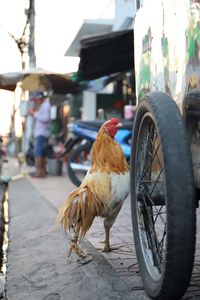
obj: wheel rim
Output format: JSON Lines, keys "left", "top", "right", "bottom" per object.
{"left": 135, "top": 112, "right": 167, "bottom": 281}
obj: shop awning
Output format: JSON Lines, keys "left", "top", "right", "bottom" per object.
{"left": 78, "top": 29, "right": 134, "bottom": 81}
{"left": 0, "top": 68, "right": 81, "bottom": 94}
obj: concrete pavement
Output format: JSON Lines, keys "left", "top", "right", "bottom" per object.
{"left": 3, "top": 158, "right": 200, "bottom": 299}
{"left": 7, "top": 178, "right": 141, "bottom": 300}
{"left": 28, "top": 172, "right": 143, "bottom": 288}
{"left": 4, "top": 159, "right": 147, "bottom": 300}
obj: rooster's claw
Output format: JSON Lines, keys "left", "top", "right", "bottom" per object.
{"left": 68, "top": 242, "right": 87, "bottom": 258}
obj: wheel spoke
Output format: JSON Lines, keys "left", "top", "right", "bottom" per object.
{"left": 138, "top": 192, "right": 166, "bottom": 273}
{"left": 149, "top": 168, "right": 164, "bottom": 197}
{"left": 135, "top": 114, "right": 167, "bottom": 277}
{"left": 138, "top": 123, "right": 155, "bottom": 184}
{"left": 140, "top": 203, "right": 163, "bottom": 271}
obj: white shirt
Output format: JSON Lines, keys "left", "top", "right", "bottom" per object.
{"left": 34, "top": 99, "right": 51, "bottom": 138}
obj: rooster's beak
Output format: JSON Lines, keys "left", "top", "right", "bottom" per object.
{"left": 116, "top": 122, "right": 123, "bottom": 128}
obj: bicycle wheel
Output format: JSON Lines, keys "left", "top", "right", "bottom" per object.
{"left": 67, "top": 141, "right": 92, "bottom": 187}
{"left": 130, "top": 92, "right": 196, "bottom": 300}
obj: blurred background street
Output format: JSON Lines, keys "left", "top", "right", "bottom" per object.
{"left": 0, "top": 1, "right": 138, "bottom": 298}
{"left": 0, "top": 0, "right": 200, "bottom": 299}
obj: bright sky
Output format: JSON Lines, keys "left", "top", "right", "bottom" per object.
{"left": 0, "top": 0, "right": 114, "bottom": 135}
{"left": 35, "top": 0, "right": 114, "bottom": 73}
{"left": 0, "top": 0, "right": 114, "bottom": 73}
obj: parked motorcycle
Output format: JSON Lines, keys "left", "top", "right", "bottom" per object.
{"left": 63, "top": 120, "right": 133, "bottom": 186}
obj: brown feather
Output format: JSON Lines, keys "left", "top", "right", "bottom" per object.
{"left": 90, "top": 130, "right": 129, "bottom": 174}
{"left": 57, "top": 184, "right": 109, "bottom": 239}
{"left": 69, "top": 198, "right": 78, "bottom": 225}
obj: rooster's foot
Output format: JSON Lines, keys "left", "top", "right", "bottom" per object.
{"left": 102, "top": 244, "right": 122, "bottom": 252}
{"left": 68, "top": 242, "right": 87, "bottom": 258}
{"left": 96, "top": 245, "right": 112, "bottom": 252}
{"left": 96, "top": 244, "right": 114, "bottom": 252}
{"left": 102, "top": 245, "right": 111, "bottom": 252}
{"left": 99, "top": 240, "right": 106, "bottom": 244}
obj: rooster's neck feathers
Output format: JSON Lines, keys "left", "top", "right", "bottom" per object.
{"left": 90, "top": 130, "right": 129, "bottom": 174}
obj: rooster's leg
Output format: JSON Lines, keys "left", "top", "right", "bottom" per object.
{"left": 102, "top": 202, "right": 123, "bottom": 252}
{"left": 102, "top": 224, "right": 111, "bottom": 252}
{"left": 68, "top": 225, "right": 86, "bottom": 258}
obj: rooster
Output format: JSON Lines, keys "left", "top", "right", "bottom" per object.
{"left": 57, "top": 118, "right": 130, "bottom": 257}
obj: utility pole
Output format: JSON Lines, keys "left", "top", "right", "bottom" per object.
{"left": 23, "top": 0, "right": 36, "bottom": 154}
{"left": 6, "top": 0, "right": 36, "bottom": 69}
{"left": 28, "top": 0, "right": 36, "bottom": 68}
{"left": 4, "top": 0, "right": 36, "bottom": 153}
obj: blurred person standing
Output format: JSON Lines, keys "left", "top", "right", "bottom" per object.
{"left": 28, "top": 91, "right": 51, "bottom": 178}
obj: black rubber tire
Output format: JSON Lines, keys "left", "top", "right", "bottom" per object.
{"left": 130, "top": 92, "right": 196, "bottom": 300}
{"left": 67, "top": 141, "right": 92, "bottom": 187}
